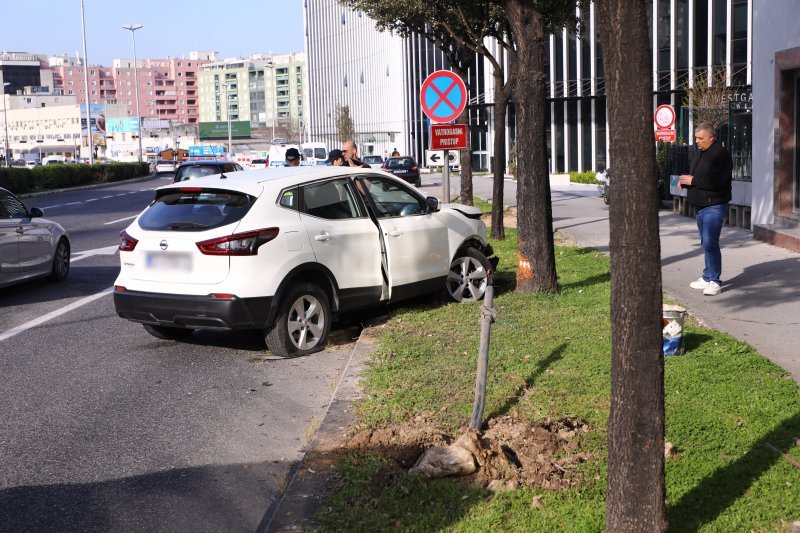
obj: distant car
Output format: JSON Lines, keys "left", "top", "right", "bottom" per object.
{"left": 362, "top": 155, "right": 384, "bottom": 167}
{"left": 0, "top": 187, "right": 70, "bottom": 288}
{"left": 155, "top": 160, "right": 177, "bottom": 174}
{"left": 382, "top": 157, "right": 421, "bottom": 187}
{"left": 247, "top": 159, "right": 267, "bottom": 170}
{"left": 173, "top": 160, "right": 244, "bottom": 183}
{"left": 24, "top": 160, "right": 41, "bottom": 169}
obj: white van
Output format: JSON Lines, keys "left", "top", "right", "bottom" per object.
{"left": 43, "top": 155, "right": 66, "bottom": 165}
{"left": 267, "top": 143, "right": 301, "bottom": 167}
{"left": 301, "top": 142, "right": 328, "bottom": 166}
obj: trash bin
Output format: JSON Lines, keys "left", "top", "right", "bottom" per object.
{"left": 662, "top": 304, "right": 687, "bottom": 356}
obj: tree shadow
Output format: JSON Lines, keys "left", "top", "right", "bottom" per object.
{"left": 559, "top": 272, "right": 611, "bottom": 291}
{"left": 484, "top": 343, "right": 568, "bottom": 421}
{"left": 668, "top": 412, "right": 800, "bottom": 530}
{"left": 680, "top": 332, "right": 714, "bottom": 352}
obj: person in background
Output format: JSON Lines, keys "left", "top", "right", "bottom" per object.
{"left": 325, "top": 149, "right": 345, "bottom": 166}
{"left": 391, "top": 149, "right": 400, "bottom": 157}
{"left": 341, "top": 140, "right": 370, "bottom": 168}
{"left": 285, "top": 147, "right": 301, "bottom": 167}
{"left": 678, "top": 122, "right": 733, "bottom": 296}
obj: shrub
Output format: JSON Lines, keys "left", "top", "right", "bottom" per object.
{"left": 0, "top": 162, "right": 148, "bottom": 194}
{"left": 0, "top": 167, "right": 33, "bottom": 194}
{"left": 568, "top": 170, "right": 599, "bottom": 184}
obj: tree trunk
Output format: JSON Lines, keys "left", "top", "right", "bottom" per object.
{"left": 596, "top": 2, "right": 667, "bottom": 531}
{"left": 490, "top": 68, "right": 507, "bottom": 240}
{"left": 505, "top": 0, "right": 557, "bottom": 294}
{"left": 453, "top": 66, "right": 473, "bottom": 206}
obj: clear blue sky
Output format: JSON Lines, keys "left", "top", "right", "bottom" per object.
{"left": 1, "top": 0, "right": 305, "bottom": 65}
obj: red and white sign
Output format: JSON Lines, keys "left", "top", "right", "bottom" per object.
{"left": 654, "top": 104, "right": 676, "bottom": 129}
{"left": 430, "top": 124, "right": 467, "bottom": 150}
{"left": 420, "top": 70, "right": 467, "bottom": 123}
{"left": 655, "top": 129, "right": 677, "bottom": 142}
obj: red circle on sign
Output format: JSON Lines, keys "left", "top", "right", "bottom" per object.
{"left": 654, "top": 104, "right": 676, "bottom": 129}
{"left": 420, "top": 70, "right": 467, "bottom": 123}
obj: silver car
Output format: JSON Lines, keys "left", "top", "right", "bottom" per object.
{"left": 0, "top": 187, "right": 70, "bottom": 288}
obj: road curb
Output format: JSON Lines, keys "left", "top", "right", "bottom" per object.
{"left": 260, "top": 332, "right": 375, "bottom": 532}
{"left": 18, "top": 174, "right": 159, "bottom": 199}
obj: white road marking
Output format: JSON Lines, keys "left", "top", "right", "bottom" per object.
{"left": 71, "top": 245, "right": 119, "bottom": 262}
{"left": 86, "top": 198, "right": 98, "bottom": 202}
{"left": 115, "top": 193, "right": 127, "bottom": 197}
{"left": 42, "top": 205, "right": 61, "bottom": 209}
{"left": 0, "top": 287, "right": 113, "bottom": 343}
{"left": 103, "top": 215, "right": 137, "bottom": 225}
{"left": 101, "top": 195, "right": 113, "bottom": 199}
{"left": 65, "top": 202, "right": 81, "bottom": 206}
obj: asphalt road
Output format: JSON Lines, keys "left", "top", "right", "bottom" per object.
{"left": 0, "top": 175, "right": 356, "bottom": 532}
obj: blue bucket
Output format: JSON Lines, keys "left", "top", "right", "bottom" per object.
{"left": 662, "top": 304, "right": 687, "bottom": 356}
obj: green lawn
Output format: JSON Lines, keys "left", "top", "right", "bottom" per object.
{"left": 317, "top": 229, "right": 800, "bottom": 532}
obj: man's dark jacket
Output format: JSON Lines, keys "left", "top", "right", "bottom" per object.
{"left": 687, "top": 141, "right": 732, "bottom": 208}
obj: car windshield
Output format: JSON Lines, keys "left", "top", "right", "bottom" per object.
{"left": 364, "top": 156, "right": 382, "bottom": 163}
{"left": 386, "top": 158, "right": 413, "bottom": 168}
{"left": 138, "top": 189, "right": 256, "bottom": 231}
{"left": 175, "top": 165, "right": 224, "bottom": 181}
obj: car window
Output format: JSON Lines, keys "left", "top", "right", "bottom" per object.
{"left": 386, "top": 158, "right": 413, "bottom": 168}
{"left": 314, "top": 148, "right": 327, "bottom": 159}
{"left": 356, "top": 176, "right": 425, "bottom": 218}
{"left": 138, "top": 189, "right": 256, "bottom": 231}
{"left": 0, "top": 190, "right": 28, "bottom": 218}
{"left": 279, "top": 187, "right": 298, "bottom": 210}
{"left": 175, "top": 164, "right": 225, "bottom": 181}
{"left": 301, "top": 179, "right": 361, "bottom": 220}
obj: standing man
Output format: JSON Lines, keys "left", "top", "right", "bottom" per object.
{"left": 341, "top": 140, "right": 370, "bottom": 168}
{"left": 678, "top": 122, "right": 733, "bottom": 296}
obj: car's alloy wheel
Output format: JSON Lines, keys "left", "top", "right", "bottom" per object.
{"left": 266, "top": 283, "right": 331, "bottom": 357}
{"left": 48, "top": 238, "right": 70, "bottom": 282}
{"left": 142, "top": 324, "right": 195, "bottom": 341}
{"left": 446, "top": 247, "right": 491, "bottom": 302}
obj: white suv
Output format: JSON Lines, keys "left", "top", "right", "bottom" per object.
{"left": 113, "top": 167, "right": 496, "bottom": 356}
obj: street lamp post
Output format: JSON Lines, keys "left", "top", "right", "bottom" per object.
{"left": 122, "top": 23, "right": 144, "bottom": 163}
{"left": 1, "top": 82, "right": 10, "bottom": 167}
{"left": 226, "top": 81, "right": 233, "bottom": 158}
{"left": 266, "top": 62, "right": 276, "bottom": 142}
{"left": 79, "top": 0, "right": 94, "bottom": 165}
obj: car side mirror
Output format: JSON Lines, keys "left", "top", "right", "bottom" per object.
{"left": 426, "top": 196, "right": 440, "bottom": 213}
{"left": 29, "top": 207, "right": 44, "bottom": 218}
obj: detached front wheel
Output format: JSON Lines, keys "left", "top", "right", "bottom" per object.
{"left": 266, "top": 283, "right": 331, "bottom": 357}
{"left": 446, "top": 247, "right": 492, "bottom": 302}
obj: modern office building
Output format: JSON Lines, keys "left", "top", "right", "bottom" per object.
{"left": 0, "top": 52, "right": 48, "bottom": 95}
{"left": 198, "top": 52, "right": 308, "bottom": 141}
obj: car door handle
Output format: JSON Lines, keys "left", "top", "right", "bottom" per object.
{"left": 388, "top": 230, "right": 403, "bottom": 237}
{"left": 314, "top": 232, "right": 332, "bottom": 242}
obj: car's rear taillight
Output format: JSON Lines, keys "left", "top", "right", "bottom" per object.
{"left": 119, "top": 230, "right": 138, "bottom": 252}
{"left": 412, "top": 166, "right": 418, "bottom": 172}
{"left": 196, "top": 228, "right": 279, "bottom": 256}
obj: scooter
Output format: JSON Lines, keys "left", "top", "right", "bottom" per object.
{"left": 596, "top": 168, "right": 611, "bottom": 205}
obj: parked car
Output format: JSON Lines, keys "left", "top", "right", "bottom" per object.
{"left": 0, "top": 187, "right": 70, "bottom": 288}
{"left": 173, "top": 160, "right": 244, "bottom": 183}
{"left": 113, "top": 167, "right": 497, "bottom": 357}
{"left": 24, "top": 160, "right": 41, "bottom": 169}
{"left": 155, "top": 160, "right": 177, "bottom": 175}
{"left": 247, "top": 158, "right": 267, "bottom": 170}
{"left": 362, "top": 155, "right": 384, "bottom": 167}
{"left": 382, "top": 156, "right": 421, "bottom": 187}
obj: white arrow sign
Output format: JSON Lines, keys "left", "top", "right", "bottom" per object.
{"left": 71, "top": 245, "right": 119, "bottom": 263}
{"left": 425, "top": 150, "right": 461, "bottom": 167}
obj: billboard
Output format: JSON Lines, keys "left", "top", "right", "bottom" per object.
{"left": 188, "top": 145, "right": 226, "bottom": 157}
{"left": 80, "top": 104, "right": 106, "bottom": 147}
{"left": 107, "top": 117, "right": 140, "bottom": 133}
{"left": 199, "top": 121, "right": 251, "bottom": 139}
{"left": 142, "top": 118, "right": 171, "bottom": 130}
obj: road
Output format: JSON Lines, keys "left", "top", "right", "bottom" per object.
{"left": 0, "top": 175, "right": 355, "bottom": 532}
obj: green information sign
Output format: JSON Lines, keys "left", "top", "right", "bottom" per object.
{"left": 199, "top": 121, "right": 252, "bottom": 139}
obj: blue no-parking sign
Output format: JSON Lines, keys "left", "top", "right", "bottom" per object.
{"left": 420, "top": 70, "right": 467, "bottom": 123}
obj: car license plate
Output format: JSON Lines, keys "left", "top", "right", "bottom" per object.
{"left": 145, "top": 252, "right": 192, "bottom": 273}
{"left": 394, "top": 169, "right": 407, "bottom": 173}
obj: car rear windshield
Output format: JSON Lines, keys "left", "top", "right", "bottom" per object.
{"left": 387, "top": 158, "right": 414, "bottom": 168}
{"left": 175, "top": 164, "right": 228, "bottom": 181}
{"left": 138, "top": 189, "right": 256, "bottom": 231}
{"left": 157, "top": 160, "right": 174, "bottom": 165}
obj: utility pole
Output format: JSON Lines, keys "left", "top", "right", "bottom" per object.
{"left": 122, "top": 24, "right": 144, "bottom": 162}
{"left": 80, "top": 0, "right": 94, "bottom": 164}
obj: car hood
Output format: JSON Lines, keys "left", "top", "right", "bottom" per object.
{"left": 441, "top": 203, "right": 483, "bottom": 218}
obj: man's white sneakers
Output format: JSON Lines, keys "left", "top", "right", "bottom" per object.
{"left": 690, "top": 277, "right": 710, "bottom": 290}
{"left": 703, "top": 281, "right": 722, "bottom": 296}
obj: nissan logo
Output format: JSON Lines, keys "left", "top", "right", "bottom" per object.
{"left": 160, "top": 240, "right": 168, "bottom": 251}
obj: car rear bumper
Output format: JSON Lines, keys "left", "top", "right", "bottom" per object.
{"left": 391, "top": 172, "right": 420, "bottom": 183}
{"left": 114, "top": 289, "right": 272, "bottom": 330}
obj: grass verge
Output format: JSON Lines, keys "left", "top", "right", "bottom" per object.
{"left": 316, "top": 229, "right": 800, "bottom": 531}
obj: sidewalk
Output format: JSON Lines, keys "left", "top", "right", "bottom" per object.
{"left": 548, "top": 185, "right": 800, "bottom": 382}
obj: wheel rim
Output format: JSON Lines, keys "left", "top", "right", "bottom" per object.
{"left": 447, "top": 256, "right": 488, "bottom": 302}
{"left": 286, "top": 294, "right": 325, "bottom": 350}
{"left": 54, "top": 242, "right": 70, "bottom": 277}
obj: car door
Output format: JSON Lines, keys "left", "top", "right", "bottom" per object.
{"left": 298, "top": 178, "right": 385, "bottom": 309}
{"left": 0, "top": 200, "right": 20, "bottom": 281}
{"left": 0, "top": 190, "right": 51, "bottom": 274}
{"left": 355, "top": 175, "right": 449, "bottom": 298}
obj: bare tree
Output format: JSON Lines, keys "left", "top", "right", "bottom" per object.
{"left": 682, "top": 69, "right": 730, "bottom": 128}
{"left": 335, "top": 105, "right": 356, "bottom": 142}
{"left": 595, "top": 1, "right": 667, "bottom": 530}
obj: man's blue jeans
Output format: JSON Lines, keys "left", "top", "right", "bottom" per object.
{"left": 696, "top": 203, "right": 728, "bottom": 284}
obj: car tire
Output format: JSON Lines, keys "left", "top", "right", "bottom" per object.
{"left": 415, "top": 177, "right": 422, "bottom": 187}
{"left": 48, "top": 238, "right": 70, "bottom": 282}
{"left": 265, "top": 282, "right": 331, "bottom": 357}
{"left": 446, "top": 247, "right": 492, "bottom": 303}
{"left": 143, "top": 324, "right": 195, "bottom": 340}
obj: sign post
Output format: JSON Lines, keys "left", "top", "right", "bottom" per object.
{"left": 420, "top": 70, "right": 467, "bottom": 202}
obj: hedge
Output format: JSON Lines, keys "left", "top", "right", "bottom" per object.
{"left": 0, "top": 162, "right": 150, "bottom": 194}
{"left": 568, "top": 170, "right": 599, "bottom": 184}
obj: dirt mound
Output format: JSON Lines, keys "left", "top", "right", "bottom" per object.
{"left": 347, "top": 415, "right": 592, "bottom": 490}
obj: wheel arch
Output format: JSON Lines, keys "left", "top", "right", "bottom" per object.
{"left": 266, "top": 263, "right": 340, "bottom": 326}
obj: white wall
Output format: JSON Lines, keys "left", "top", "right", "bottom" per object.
{"left": 751, "top": 0, "right": 800, "bottom": 225}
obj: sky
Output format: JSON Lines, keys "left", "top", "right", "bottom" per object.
{"left": 1, "top": 0, "right": 305, "bottom": 65}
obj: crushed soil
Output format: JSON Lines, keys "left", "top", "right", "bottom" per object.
{"left": 346, "top": 414, "right": 593, "bottom": 491}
